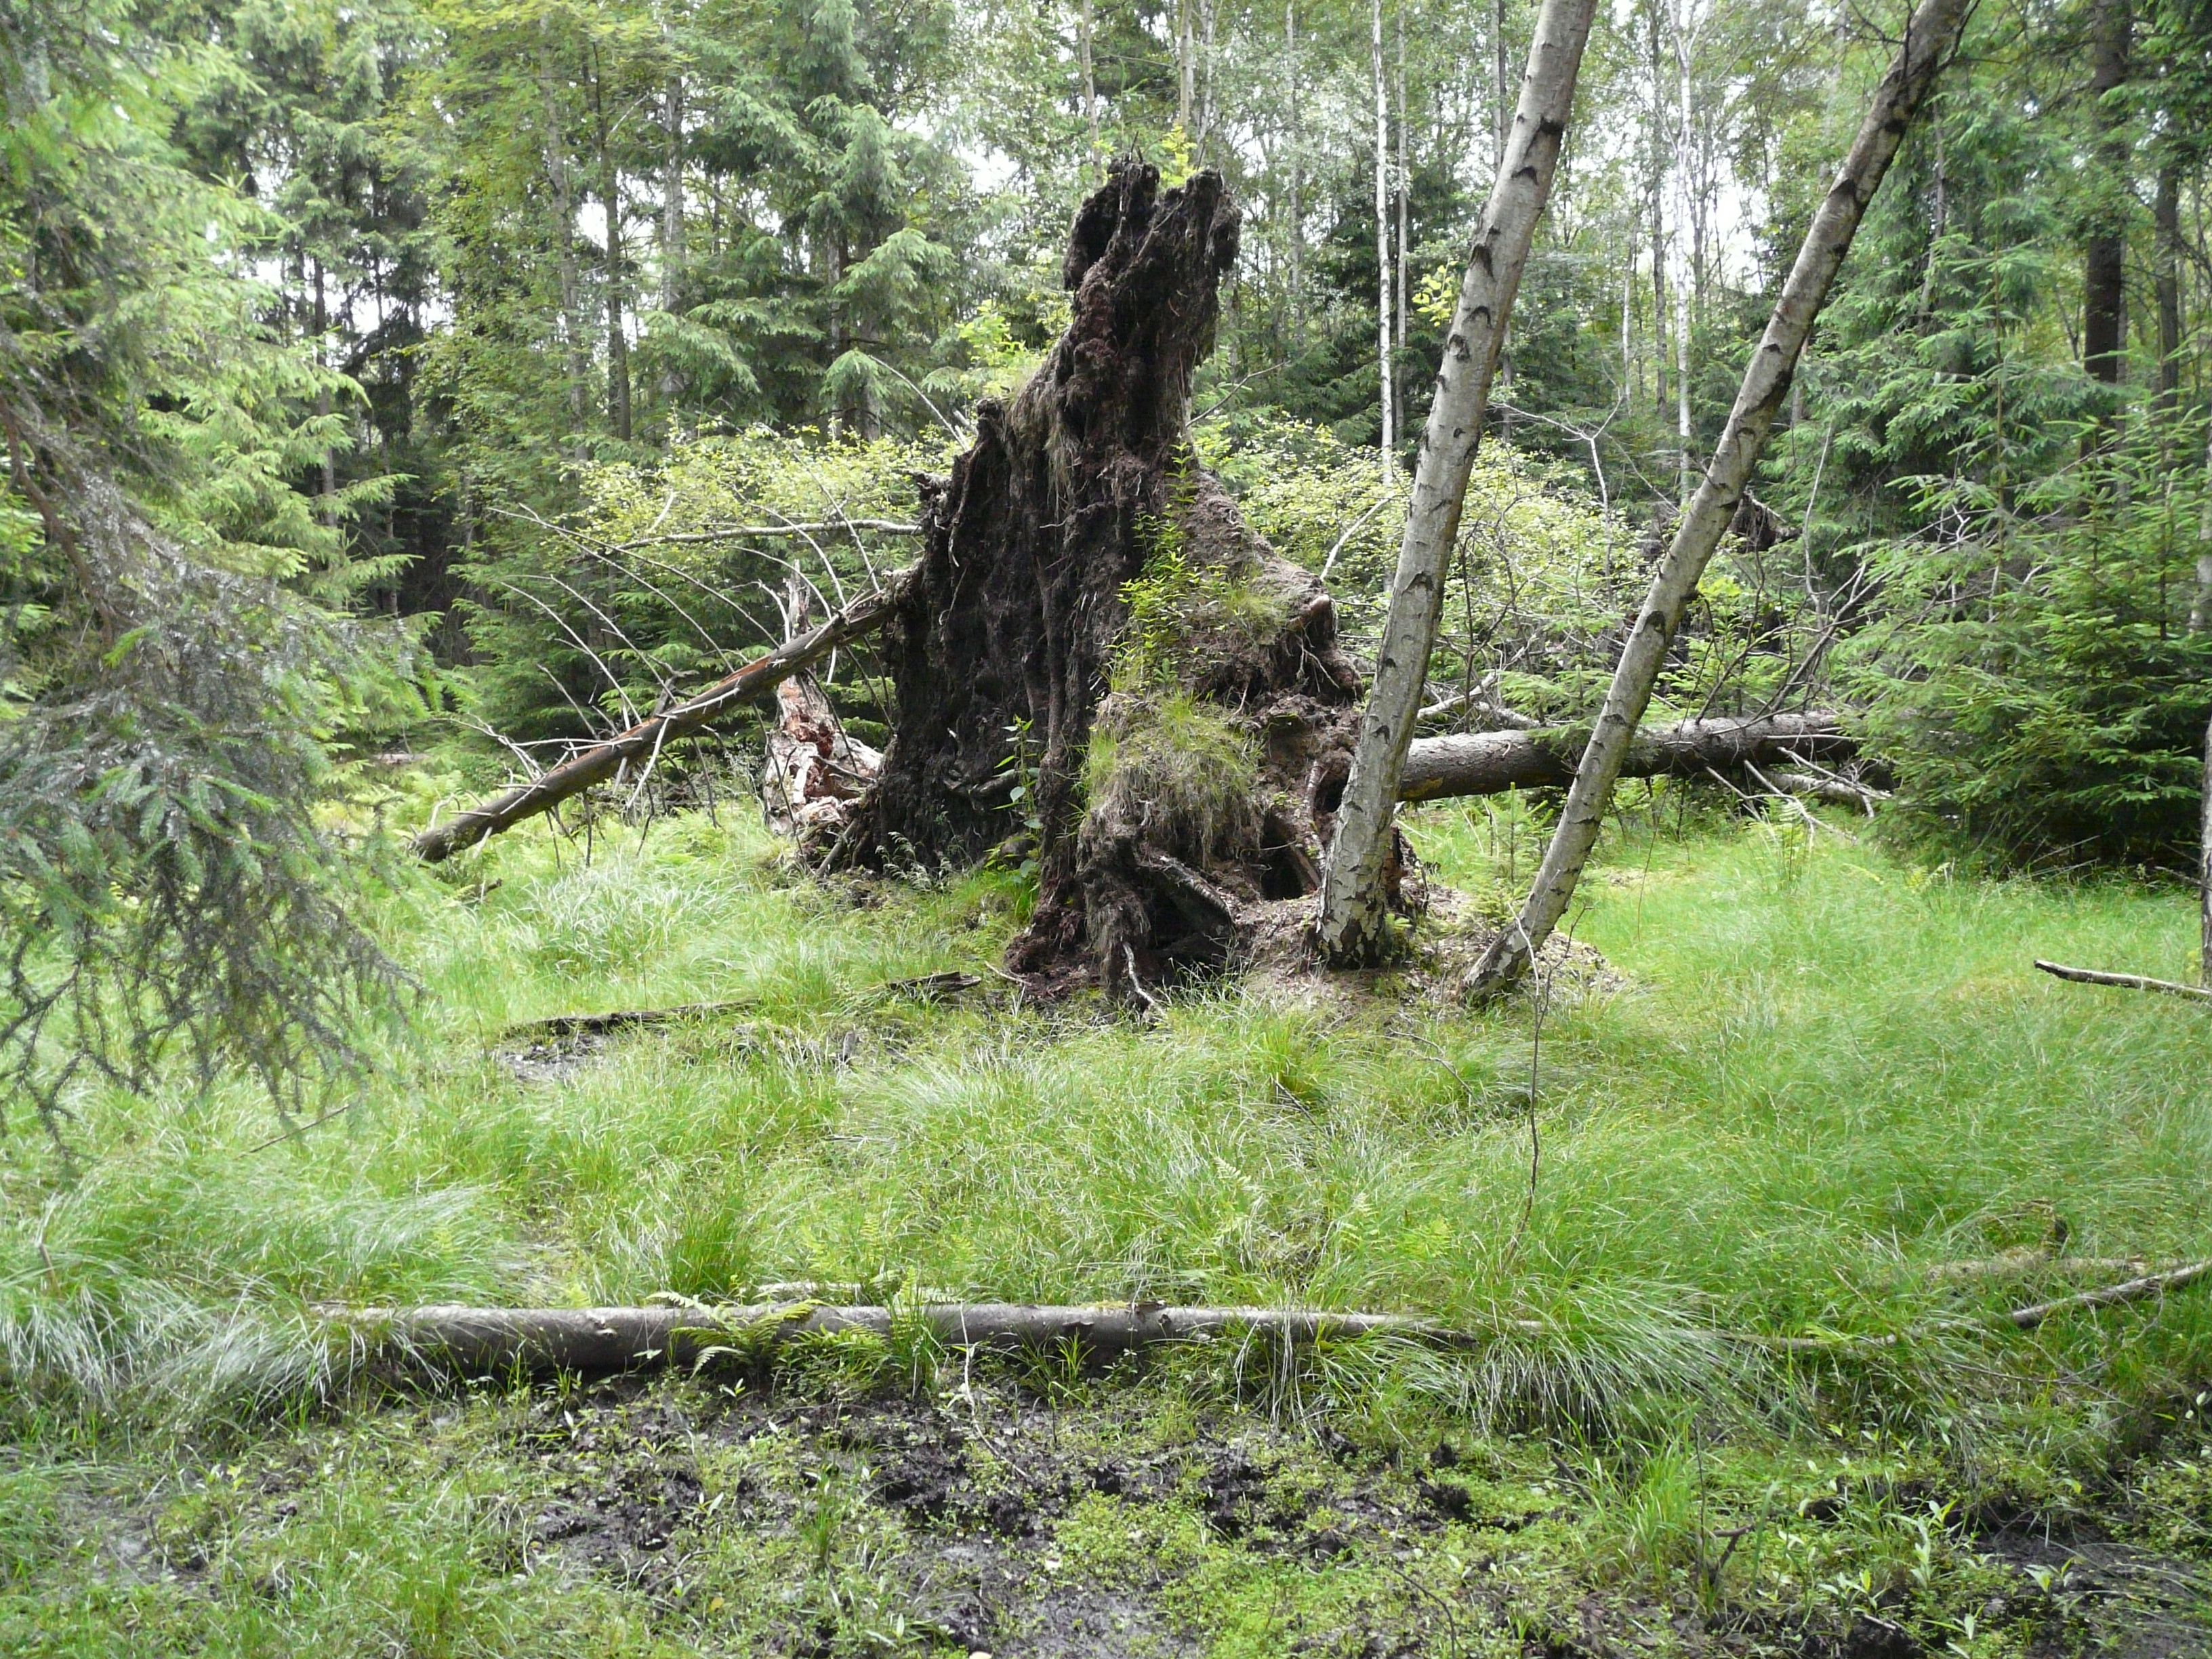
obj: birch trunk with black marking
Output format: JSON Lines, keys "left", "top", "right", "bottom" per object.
{"left": 1316, "top": 0, "right": 1600, "bottom": 968}
{"left": 1465, "top": 0, "right": 1971, "bottom": 1000}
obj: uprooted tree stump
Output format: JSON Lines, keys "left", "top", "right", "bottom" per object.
{"left": 837, "top": 161, "right": 1391, "bottom": 994}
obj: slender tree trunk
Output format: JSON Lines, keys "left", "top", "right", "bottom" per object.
{"left": 2083, "top": 0, "right": 2130, "bottom": 385}
{"left": 2155, "top": 155, "right": 2180, "bottom": 413}
{"left": 1494, "top": 0, "right": 1510, "bottom": 170}
{"left": 1286, "top": 0, "right": 1303, "bottom": 347}
{"left": 1081, "top": 0, "right": 1099, "bottom": 159}
{"left": 658, "top": 59, "right": 685, "bottom": 417}
{"left": 1647, "top": 0, "right": 1667, "bottom": 422}
{"left": 1465, "top": 0, "right": 1973, "bottom": 1000}
{"left": 1396, "top": 0, "right": 1410, "bottom": 371}
{"left": 1177, "top": 0, "right": 1194, "bottom": 129}
{"left": 1374, "top": 0, "right": 1395, "bottom": 471}
{"left": 538, "top": 38, "right": 590, "bottom": 434}
{"left": 1919, "top": 100, "right": 1946, "bottom": 319}
{"left": 312, "top": 258, "right": 335, "bottom": 520}
{"left": 1317, "top": 0, "right": 1601, "bottom": 966}
{"left": 591, "top": 47, "right": 633, "bottom": 443}
{"left": 1621, "top": 234, "right": 1635, "bottom": 408}
{"left": 1672, "top": 0, "right": 1694, "bottom": 503}
{"left": 1200, "top": 0, "right": 1218, "bottom": 142}
{"left": 660, "top": 72, "right": 684, "bottom": 317}
{"left": 2195, "top": 390, "right": 2212, "bottom": 978}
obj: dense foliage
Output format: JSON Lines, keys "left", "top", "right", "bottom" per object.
{"left": 0, "top": 0, "right": 417, "bottom": 1121}
{"left": 6, "top": 0, "right": 2212, "bottom": 1099}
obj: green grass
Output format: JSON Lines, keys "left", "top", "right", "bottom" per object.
{"left": 5, "top": 792, "right": 2212, "bottom": 1652}
{"left": 5, "top": 796, "right": 2210, "bottom": 1435}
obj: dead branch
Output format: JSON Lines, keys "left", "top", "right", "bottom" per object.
{"left": 609, "top": 519, "right": 921, "bottom": 550}
{"left": 319, "top": 1258, "right": 2212, "bottom": 1378}
{"left": 503, "top": 972, "right": 980, "bottom": 1041}
{"left": 2032, "top": 960, "right": 2212, "bottom": 1004}
{"left": 413, "top": 570, "right": 912, "bottom": 862}
{"left": 2005, "top": 1259, "right": 2212, "bottom": 1329}
{"left": 323, "top": 1300, "right": 1498, "bottom": 1376}
{"left": 1925, "top": 1250, "right": 2148, "bottom": 1284}
{"left": 1752, "top": 1258, "right": 2212, "bottom": 1353}
{"left": 1767, "top": 768, "right": 1887, "bottom": 813}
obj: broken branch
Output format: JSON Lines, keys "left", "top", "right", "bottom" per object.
{"left": 413, "top": 570, "right": 912, "bottom": 862}
{"left": 325, "top": 1300, "right": 1499, "bottom": 1376}
{"left": 2032, "top": 960, "right": 2212, "bottom": 1004}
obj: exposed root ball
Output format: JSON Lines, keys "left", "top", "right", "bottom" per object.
{"left": 841, "top": 162, "right": 1389, "bottom": 995}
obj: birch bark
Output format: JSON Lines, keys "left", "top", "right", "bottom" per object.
{"left": 1316, "top": 0, "right": 1601, "bottom": 966}
{"left": 1374, "top": 0, "right": 1395, "bottom": 471}
{"left": 1465, "top": 0, "right": 1975, "bottom": 1000}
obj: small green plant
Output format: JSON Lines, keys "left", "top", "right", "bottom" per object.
{"left": 1112, "top": 528, "right": 1288, "bottom": 693}
{"left": 1082, "top": 691, "right": 1258, "bottom": 861}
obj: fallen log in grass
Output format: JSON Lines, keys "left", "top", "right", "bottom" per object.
{"left": 327, "top": 1261, "right": 2211, "bottom": 1378}
{"left": 2033, "top": 960, "right": 2212, "bottom": 1004}
{"left": 1395, "top": 712, "right": 1853, "bottom": 802}
{"left": 326, "top": 1301, "right": 1492, "bottom": 1376}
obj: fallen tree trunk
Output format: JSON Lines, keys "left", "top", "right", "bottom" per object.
{"left": 329, "top": 1300, "right": 1477, "bottom": 1376}
{"left": 413, "top": 576, "right": 908, "bottom": 863}
{"left": 1398, "top": 712, "right": 1851, "bottom": 802}
{"left": 2032, "top": 960, "right": 2212, "bottom": 1004}
{"left": 325, "top": 1261, "right": 2212, "bottom": 1377}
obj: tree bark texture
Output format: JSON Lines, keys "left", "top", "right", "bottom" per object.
{"left": 2083, "top": 0, "right": 2130, "bottom": 385}
{"left": 1315, "top": 0, "right": 1600, "bottom": 968}
{"left": 1399, "top": 712, "right": 1851, "bottom": 801}
{"left": 1465, "top": 0, "right": 1971, "bottom": 1000}
{"left": 843, "top": 163, "right": 1368, "bottom": 994}
{"left": 590, "top": 46, "right": 633, "bottom": 442}
{"left": 1373, "top": 0, "right": 1394, "bottom": 469}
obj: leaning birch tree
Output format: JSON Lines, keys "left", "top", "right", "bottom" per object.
{"left": 1464, "top": 0, "right": 1978, "bottom": 1000}
{"left": 1316, "top": 0, "right": 1602, "bottom": 965}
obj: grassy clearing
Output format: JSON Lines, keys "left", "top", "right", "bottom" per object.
{"left": 2, "top": 795, "right": 2209, "bottom": 1651}
{"left": 10, "top": 795, "right": 2209, "bottom": 1427}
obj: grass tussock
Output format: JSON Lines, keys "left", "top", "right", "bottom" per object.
{"left": 1, "top": 794, "right": 2209, "bottom": 1445}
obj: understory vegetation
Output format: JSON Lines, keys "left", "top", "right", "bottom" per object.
{"left": 1, "top": 803, "right": 2207, "bottom": 1652}
{"left": 9, "top": 0, "right": 2212, "bottom": 1650}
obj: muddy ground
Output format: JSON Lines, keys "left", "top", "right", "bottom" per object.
{"left": 46, "top": 1361, "right": 2208, "bottom": 1659}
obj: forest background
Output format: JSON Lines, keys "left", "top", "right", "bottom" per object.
{"left": 6, "top": 0, "right": 2212, "bottom": 1151}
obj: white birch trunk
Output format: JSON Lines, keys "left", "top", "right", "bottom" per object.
{"left": 1395, "top": 0, "right": 1410, "bottom": 368}
{"left": 1178, "top": 0, "right": 1194, "bottom": 129}
{"left": 1374, "top": 0, "right": 1395, "bottom": 470}
{"left": 1081, "top": 0, "right": 1099, "bottom": 158}
{"left": 1465, "top": 0, "right": 1974, "bottom": 1000}
{"left": 1316, "top": 0, "right": 1602, "bottom": 966}
{"left": 1672, "top": 0, "right": 1694, "bottom": 503}
{"left": 1286, "top": 0, "right": 1303, "bottom": 346}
